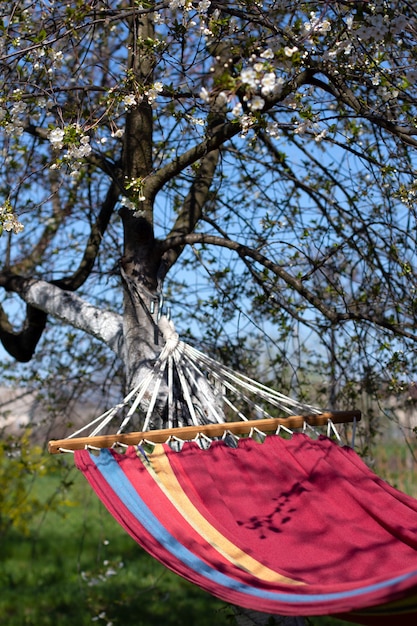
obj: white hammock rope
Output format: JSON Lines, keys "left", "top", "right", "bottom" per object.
{"left": 182, "top": 343, "right": 321, "bottom": 417}
{"left": 184, "top": 344, "right": 320, "bottom": 414}
{"left": 167, "top": 353, "right": 174, "bottom": 429}
{"left": 48, "top": 314, "right": 361, "bottom": 455}
{"left": 178, "top": 351, "right": 225, "bottom": 424}
{"left": 174, "top": 348, "right": 202, "bottom": 426}
{"left": 63, "top": 315, "right": 325, "bottom": 442}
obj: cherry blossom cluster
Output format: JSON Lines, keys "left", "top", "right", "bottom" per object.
{"left": 161, "top": 0, "right": 216, "bottom": 35}
{"left": 48, "top": 124, "right": 92, "bottom": 177}
{"left": 190, "top": 2, "right": 415, "bottom": 143}
{"left": 238, "top": 49, "right": 284, "bottom": 113}
{"left": 0, "top": 92, "right": 27, "bottom": 138}
{"left": 120, "top": 176, "right": 147, "bottom": 215}
{"left": 30, "top": 46, "right": 64, "bottom": 75}
{"left": 0, "top": 200, "right": 24, "bottom": 235}
{"left": 122, "top": 82, "right": 163, "bottom": 109}
{"left": 168, "top": 0, "right": 211, "bottom": 13}
{"left": 0, "top": 0, "right": 416, "bottom": 238}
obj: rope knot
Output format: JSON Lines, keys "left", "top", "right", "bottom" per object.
{"left": 158, "top": 315, "right": 180, "bottom": 354}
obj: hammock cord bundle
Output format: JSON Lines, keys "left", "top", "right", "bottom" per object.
{"left": 50, "top": 315, "right": 353, "bottom": 454}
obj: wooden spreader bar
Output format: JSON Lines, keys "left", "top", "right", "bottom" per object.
{"left": 48, "top": 410, "right": 361, "bottom": 454}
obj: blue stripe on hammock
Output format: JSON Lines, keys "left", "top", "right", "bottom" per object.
{"left": 92, "top": 449, "right": 417, "bottom": 607}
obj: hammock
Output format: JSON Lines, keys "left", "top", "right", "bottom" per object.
{"left": 49, "top": 317, "right": 417, "bottom": 625}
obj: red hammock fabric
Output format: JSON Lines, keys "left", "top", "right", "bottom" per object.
{"left": 75, "top": 434, "right": 417, "bottom": 624}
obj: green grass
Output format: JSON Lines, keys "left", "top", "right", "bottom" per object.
{"left": 1, "top": 458, "right": 235, "bottom": 626}
{"left": 5, "top": 443, "right": 414, "bottom": 626}
{"left": 373, "top": 439, "right": 417, "bottom": 497}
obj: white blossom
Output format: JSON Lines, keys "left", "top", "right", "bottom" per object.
{"left": 261, "top": 72, "right": 276, "bottom": 96}
{"left": 2, "top": 219, "right": 14, "bottom": 231}
{"left": 320, "top": 20, "right": 331, "bottom": 33}
{"left": 186, "top": 115, "right": 205, "bottom": 126}
{"left": 4, "top": 123, "right": 23, "bottom": 136}
{"left": 66, "top": 135, "right": 92, "bottom": 159}
{"left": 50, "top": 49, "right": 63, "bottom": 67}
{"left": 198, "top": 0, "right": 211, "bottom": 11}
{"left": 303, "top": 14, "right": 332, "bottom": 36}
{"left": 123, "top": 93, "right": 137, "bottom": 108}
{"left": 48, "top": 127, "right": 65, "bottom": 149}
{"left": 153, "top": 11, "right": 164, "bottom": 24}
{"left": 314, "top": 129, "right": 328, "bottom": 142}
{"left": 145, "top": 83, "right": 163, "bottom": 103}
{"left": 260, "top": 48, "right": 274, "bottom": 60}
{"left": 294, "top": 120, "right": 312, "bottom": 135}
{"left": 248, "top": 95, "right": 265, "bottom": 111}
{"left": 239, "top": 114, "right": 255, "bottom": 137}
{"left": 343, "top": 42, "right": 353, "bottom": 55}
{"left": 199, "top": 87, "right": 210, "bottom": 102}
{"left": 232, "top": 102, "right": 243, "bottom": 117}
{"left": 266, "top": 121, "right": 280, "bottom": 138}
{"left": 240, "top": 67, "right": 258, "bottom": 89}
{"left": 406, "top": 69, "right": 417, "bottom": 84}
{"left": 11, "top": 101, "right": 27, "bottom": 116}
{"left": 120, "top": 197, "right": 136, "bottom": 210}
{"left": 216, "top": 91, "right": 228, "bottom": 106}
{"left": 391, "top": 15, "right": 408, "bottom": 35}
{"left": 284, "top": 46, "right": 298, "bottom": 57}
{"left": 355, "top": 15, "right": 389, "bottom": 43}
{"left": 169, "top": 0, "right": 192, "bottom": 9}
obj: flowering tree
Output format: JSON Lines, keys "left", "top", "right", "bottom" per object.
{"left": 1, "top": 1, "right": 417, "bottom": 622}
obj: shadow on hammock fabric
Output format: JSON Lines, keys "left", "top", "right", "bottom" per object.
{"left": 74, "top": 433, "right": 417, "bottom": 626}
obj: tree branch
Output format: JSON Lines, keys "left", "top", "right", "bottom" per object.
{"left": 159, "top": 232, "right": 417, "bottom": 343}
{"left": 159, "top": 149, "right": 220, "bottom": 280}
{"left": 146, "top": 120, "right": 238, "bottom": 201}
{"left": 0, "top": 274, "right": 123, "bottom": 357}
{"left": 55, "top": 180, "right": 120, "bottom": 291}
{"left": 157, "top": 37, "right": 240, "bottom": 278}
{"left": 147, "top": 69, "right": 316, "bottom": 200}
{"left": 0, "top": 303, "right": 47, "bottom": 362}
{"left": 0, "top": 178, "right": 120, "bottom": 360}
{"left": 10, "top": 166, "right": 71, "bottom": 275}
{"left": 316, "top": 69, "right": 417, "bottom": 148}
